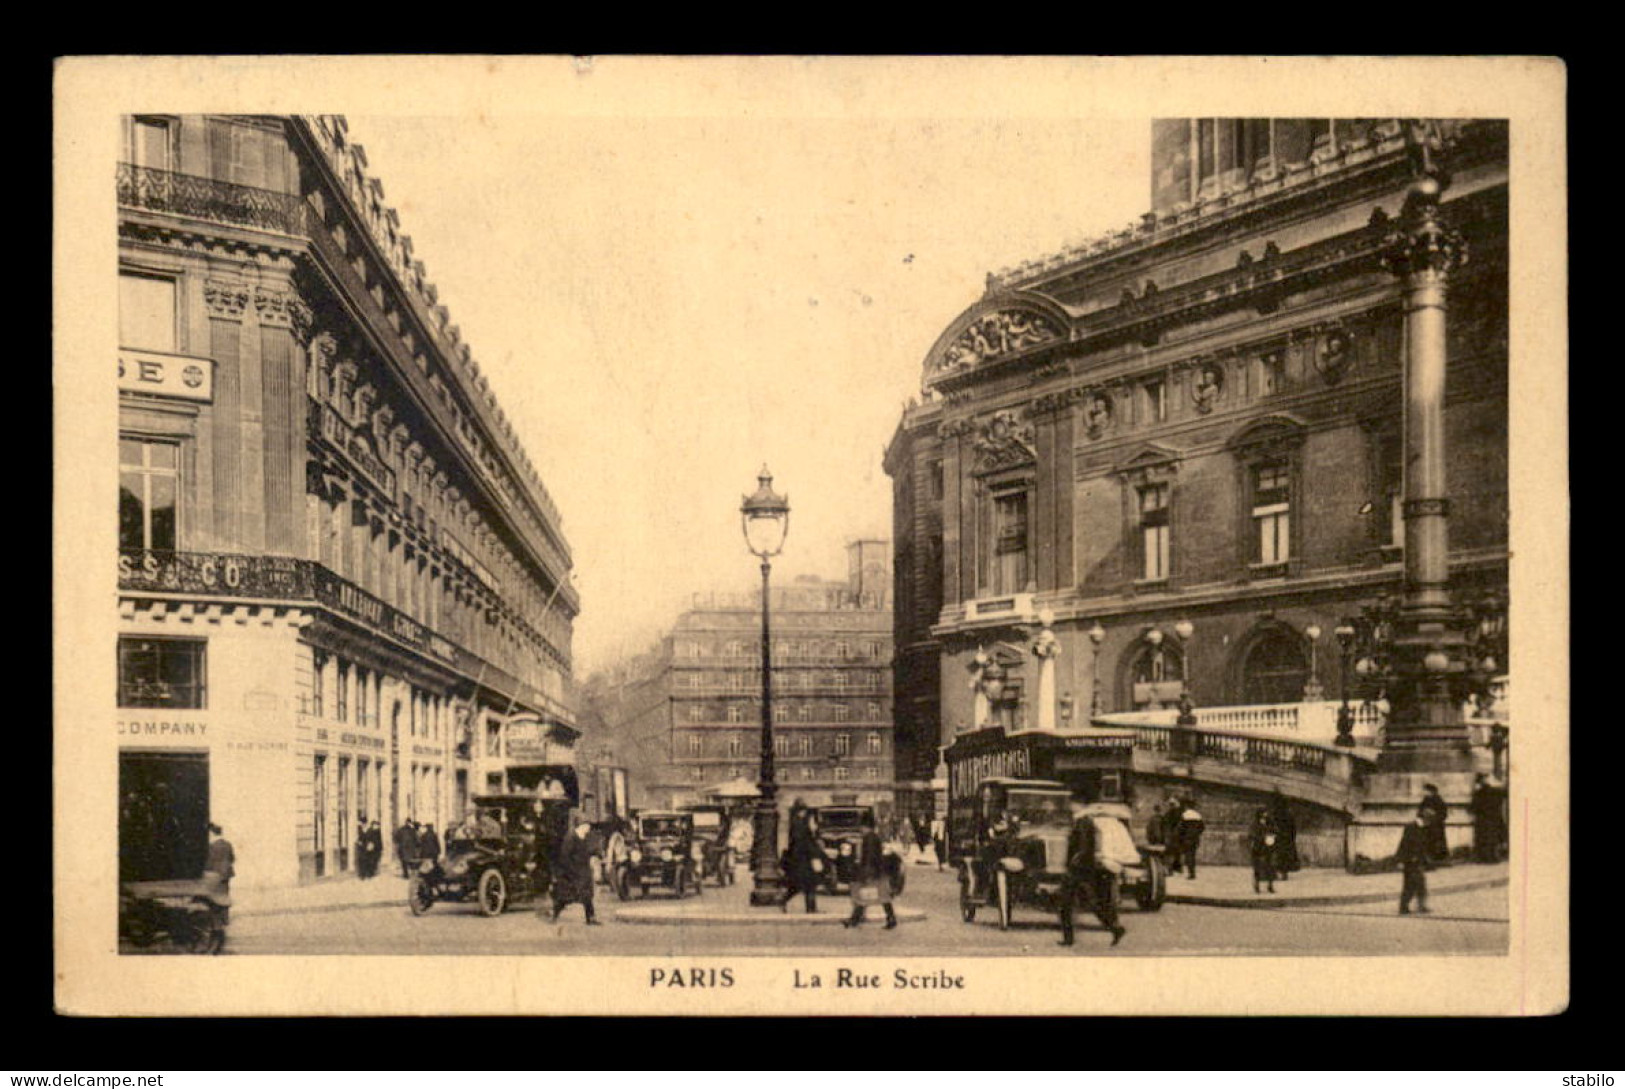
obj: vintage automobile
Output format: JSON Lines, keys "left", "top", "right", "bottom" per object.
{"left": 957, "top": 778, "right": 1166, "bottom": 930}
{"left": 612, "top": 811, "right": 702, "bottom": 900}
{"left": 408, "top": 794, "right": 570, "bottom": 917}
{"left": 681, "top": 804, "right": 736, "bottom": 887}
{"left": 118, "top": 878, "right": 229, "bottom": 954}
{"left": 813, "top": 805, "right": 904, "bottom": 897}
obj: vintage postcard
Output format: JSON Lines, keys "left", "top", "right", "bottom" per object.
{"left": 54, "top": 55, "right": 1568, "bottom": 1016}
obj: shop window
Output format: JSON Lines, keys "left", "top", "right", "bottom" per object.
{"left": 119, "top": 752, "right": 208, "bottom": 883}
{"left": 119, "top": 271, "right": 178, "bottom": 353}
{"left": 1138, "top": 482, "right": 1171, "bottom": 582}
{"left": 337, "top": 756, "right": 351, "bottom": 872}
{"left": 118, "top": 636, "right": 206, "bottom": 709}
{"left": 119, "top": 438, "right": 179, "bottom": 552}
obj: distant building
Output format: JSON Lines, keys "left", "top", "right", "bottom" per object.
{"left": 116, "top": 115, "right": 578, "bottom": 889}
{"left": 885, "top": 119, "right": 1508, "bottom": 824}
{"left": 582, "top": 541, "right": 895, "bottom": 814}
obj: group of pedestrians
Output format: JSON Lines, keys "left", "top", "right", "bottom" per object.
{"left": 782, "top": 799, "right": 900, "bottom": 928}
{"left": 1244, "top": 793, "right": 1302, "bottom": 894}
{"left": 393, "top": 819, "right": 441, "bottom": 878}
{"left": 352, "top": 819, "right": 384, "bottom": 879}
{"left": 1146, "top": 794, "right": 1210, "bottom": 879}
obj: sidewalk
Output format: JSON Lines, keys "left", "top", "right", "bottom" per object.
{"left": 1163, "top": 860, "right": 1509, "bottom": 910}
{"left": 236, "top": 872, "right": 411, "bottom": 918}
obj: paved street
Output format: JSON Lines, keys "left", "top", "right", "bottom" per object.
{"left": 221, "top": 862, "right": 1508, "bottom": 957}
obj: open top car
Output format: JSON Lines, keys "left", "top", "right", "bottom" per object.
{"left": 957, "top": 778, "right": 1164, "bottom": 930}
{"left": 612, "top": 810, "right": 701, "bottom": 900}
{"left": 408, "top": 793, "right": 570, "bottom": 917}
{"left": 681, "top": 804, "right": 736, "bottom": 887}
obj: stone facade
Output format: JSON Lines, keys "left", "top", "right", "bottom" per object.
{"left": 116, "top": 115, "right": 577, "bottom": 889}
{"left": 885, "top": 120, "right": 1509, "bottom": 834}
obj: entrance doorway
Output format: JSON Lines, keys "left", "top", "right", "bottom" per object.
{"left": 119, "top": 752, "right": 208, "bottom": 882}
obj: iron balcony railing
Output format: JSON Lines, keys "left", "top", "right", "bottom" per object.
{"left": 117, "top": 163, "right": 308, "bottom": 235}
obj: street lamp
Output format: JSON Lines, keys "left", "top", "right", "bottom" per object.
{"left": 1173, "top": 619, "right": 1196, "bottom": 725}
{"left": 1334, "top": 619, "right": 1357, "bottom": 747}
{"left": 1303, "top": 622, "right": 1325, "bottom": 701}
{"left": 741, "top": 465, "right": 790, "bottom": 907}
{"left": 1088, "top": 621, "right": 1106, "bottom": 716}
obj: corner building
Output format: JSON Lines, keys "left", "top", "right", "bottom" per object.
{"left": 886, "top": 120, "right": 1508, "bottom": 841}
{"left": 116, "top": 115, "right": 578, "bottom": 889}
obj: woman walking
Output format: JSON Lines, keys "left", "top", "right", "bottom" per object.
{"left": 842, "top": 825, "right": 898, "bottom": 930}
{"left": 782, "top": 799, "right": 827, "bottom": 914}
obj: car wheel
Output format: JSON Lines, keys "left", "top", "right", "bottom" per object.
{"left": 478, "top": 869, "right": 508, "bottom": 917}
{"left": 408, "top": 876, "right": 434, "bottom": 916}
{"left": 613, "top": 866, "right": 631, "bottom": 902}
{"left": 1137, "top": 855, "right": 1167, "bottom": 912}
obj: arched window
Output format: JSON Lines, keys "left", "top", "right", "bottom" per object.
{"left": 1239, "top": 628, "right": 1310, "bottom": 706}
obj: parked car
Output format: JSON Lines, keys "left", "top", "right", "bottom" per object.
{"left": 812, "top": 805, "right": 904, "bottom": 896}
{"left": 957, "top": 778, "right": 1165, "bottom": 930}
{"left": 681, "top": 804, "right": 736, "bottom": 887}
{"left": 408, "top": 794, "right": 569, "bottom": 917}
{"left": 612, "top": 811, "right": 702, "bottom": 900}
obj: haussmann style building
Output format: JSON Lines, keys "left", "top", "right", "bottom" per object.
{"left": 116, "top": 114, "right": 580, "bottom": 890}
{"left": 582, "top": 541, "right": 896, "bottom": 815}
{"left": 885, "top": 119, "right": 1508, "bottom": 864}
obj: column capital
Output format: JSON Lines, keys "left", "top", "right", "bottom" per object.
{"left": 1383, "top": 177, "right": 1469, "bottom": 280}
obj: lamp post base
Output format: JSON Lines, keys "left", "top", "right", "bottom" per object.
{"left": 748, "top": 796, "right": 787, "bottom": 907}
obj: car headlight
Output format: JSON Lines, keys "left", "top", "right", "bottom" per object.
{"left": 839, "top": 843, "right": 853, "bottom": 857}
{"left": 660, "top": 848, "right": 674, "bottom": 862}
{"left": 998, "top": 857, "right": 1026, "bottom": 873}
{"left": 630, "top": 850, "right": 643, "bottom": 863}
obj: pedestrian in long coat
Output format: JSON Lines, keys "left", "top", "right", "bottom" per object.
{"left": 782, "top": 799, "right": 827, "bottom": 914}
{"left": 842, "top": 828, "right": 897, "bottom": 929}
{"left": 1268, "top": 789, "right": 1301, "bottom": 879}
{"left": 366, "top": 821, "right": 385, "bottom": 878}
{"left": 1469, "top": 775, "right": 1504, "bottom": 863}
{"left": 1418, "top": 783, "right": 1449, "bottom": 863}
{"left": 546, "top": 817, "right": 600, "bottom": 923}
{"left": 1396, "top": 814, "right": 1431, "bottom": 914}
{"left": 395, "top": 820, "right": 419, "bottom": 878}
{"left": 1058, "top": 796, "right": 1125, "bottom": 947}
{"left": 418, "top": 823, "right": 441, "bottom": 867}
{"left": 1158, "top": 799, "right": 1186, "bottom": 874}
{"left": 1247, "top": 808, "right": 1278, "bottom": 894}
{"left": 1175, "top": 799, "right": 1205, "bottom": 879}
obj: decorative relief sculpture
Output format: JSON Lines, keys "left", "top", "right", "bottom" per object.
{"left": 1084, "top": 392, "right": 1114, "bottom": 438}
{"left": 252, "top": 285, "right": 298, "bottom": 328}
{"left": 1192, "top": 363, "right": 1225, "bottom": 414}
{"left": 202, "top": 281, "right": 250, "bottom": 320}
{"left": 1315, "top": 327, "right": 1353, "bottom": 384}
{"left": 933, "top": 308, "right": 1062, "bottom": 373}
{"left": 972, "top": 409, "right": 1037, "bottom": 472}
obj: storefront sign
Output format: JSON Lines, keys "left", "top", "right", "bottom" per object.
{"left": 119, "top": 351, "right": 214, "bottom": 402}
{"left": 118, "top": 718, "right": 208, "bottom": 737}
{"left": 340, "top": 733, "right": 387, "bottom": 750}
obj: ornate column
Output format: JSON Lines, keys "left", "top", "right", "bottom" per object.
{"left": 1031, "top": 611, "right": 1060, "bottom": 731}
{"left": 1349, "top": 150, "right": 1478, "bottom": 866}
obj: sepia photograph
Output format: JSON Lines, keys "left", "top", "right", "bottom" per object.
{"left": 54, "top": 55, "right": 1568, "bottom": 1016}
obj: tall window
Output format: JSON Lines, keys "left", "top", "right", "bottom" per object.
{"left": 1259, "top": 350, "right": 1285, "bottom": 396}
{"left": 119, "top": 272, "right": 177, "bottom": 353}
{"left": 991, "top": 489, "right": 1029, "bottom": 594}
{"left": 1138, "top": 483, "right": 1171, "bottom": 581}
{"left": 688, "top": 704, "right": 704, "bottom": 722}
{"left": 727, "top": 737, "right": 742, "bottom": 758}
{"left": 834, "top": 766, "right": 850, "bottom": 782}
{"left": 832, "top": 705, "right": 849, "bottom": 723}
{"left": 336, "top": 660, "right": 349, "bottom": 722}
{"left": 118, "top": 636, "right": 205, "bottom": 708}
{"left": 866, "top": 732, "right": 882, "bottom": 755}
{"left": 866, "top": 767, "right": 880, "bottom": 781}
{"left": 835, "top": 733, "right": 851, "bottom": 757}
{"left": 688, "top": 734, "right": 702, "bottom": 756}
{"left": 798, "top": 736, "right": 812, "bottom": 756}
{"left": 1197, "top": 119, "right": 1218, "bottom": 184}
{"left": 355, "top": 668, "right": 369, "bottom": 727}
{"left": 1143, "top": 379, "right": 1167, "bottom": 423}
{"left": 775, "top": 736, "right": 790, "bottom": 758}
{"left": 310, "top": 651, "right": 326, "bottom": 718}
{"left": 125, "top": 116, "right": 173, "bottom": 171}
{"left": 119, "top": 438, "right": 179, "bottom": 551}
{"left": 726, "top": 705, "right": 743, "bottom": 723}
{"left": 1252, "top": 460, "right": 1292, "bottom": 566}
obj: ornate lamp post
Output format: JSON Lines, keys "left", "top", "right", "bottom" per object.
{"left": 741, "top": 466, "right": 790, "bottom": 906}
{"left": 1173, "top": 618, "right": 1196, "bottom": 726}
{"left": 1303, "top": 623, "right": 1325, "bottom": 701}
{"left": 1334, "top": 619, "right": 1357, "bottom": 747}
{"left": 1087, "top": 621, "right": 1106, "bottom": 717}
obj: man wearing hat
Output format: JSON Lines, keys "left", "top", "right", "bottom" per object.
{"left": 1058, "top": 793, "right": 1126, "bottom": 947}
{"left": 545, "top": 812, "right": 600, "bottom": 925}
{"left": 203, "top": 822, "right": 235, "bottom": 919}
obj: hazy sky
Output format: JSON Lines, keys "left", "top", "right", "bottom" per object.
{"left": 349, "top": 110, "right": 1149, "bottom": 673}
